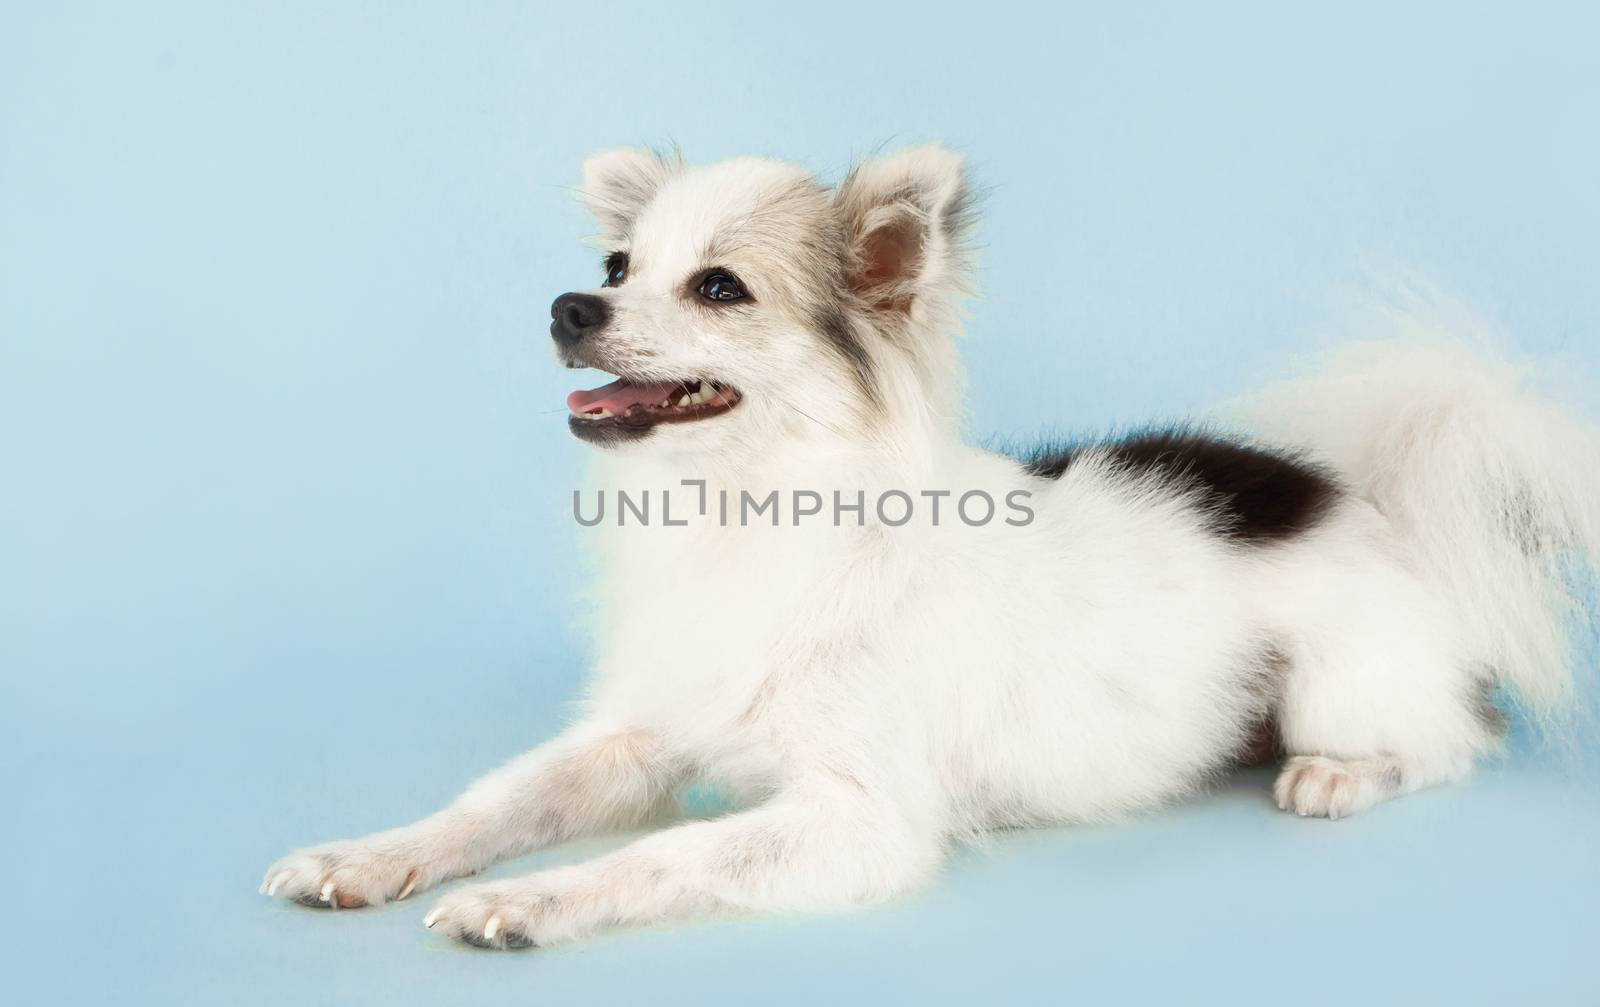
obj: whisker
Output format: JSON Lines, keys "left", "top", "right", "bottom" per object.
{"left": 772, "top": 395, "right": 850, "bottom": 440}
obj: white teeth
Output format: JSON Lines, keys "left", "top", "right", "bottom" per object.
{"left": 584, "top": 408, "right": 613, "bottom": 419}
{"left": 650, "top": 380, "right": 719, "bottom": 410}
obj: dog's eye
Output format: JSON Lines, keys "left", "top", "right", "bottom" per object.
{"left": 698, "top": 271, "right": 746, "bottom": 302}
{"left": 602, "top": 252, "right": 628, "bottom": 287}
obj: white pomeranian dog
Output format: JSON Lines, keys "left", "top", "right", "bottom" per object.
{"left": 262, "top": 146, "right": 1599, "bottom": 949}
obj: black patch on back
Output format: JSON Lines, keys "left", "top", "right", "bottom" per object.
{"left": 1471, "top": 677, "right": 1511, "bottom": 738}
{"left": 1019, "top": 427, "right": 1341, "bottom": 544}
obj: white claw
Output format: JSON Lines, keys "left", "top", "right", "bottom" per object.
{"left": 320, "top": 882, "right": 335, "bottom": 903}
{"left": 483, "top": 915, "right": 501, "bottom": 941}
{"left": 424, "top": 908, "right": 442, "bottom": 929}
{"left": 396, "top": 874, "right": 418, "bottom": 901}
{"left": 267, "top": 872, "right": 288, "bottom": 897}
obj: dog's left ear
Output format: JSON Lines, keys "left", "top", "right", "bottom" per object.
{"left": 579, "top": 147, "right": 683, "bottom": 242}
{"left": 835, "top": 145, "right": 975, "bottom": 313}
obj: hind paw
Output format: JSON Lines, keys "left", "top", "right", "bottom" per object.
{"left": 1273, "top": 755, "right": 1402, "bottom": 820}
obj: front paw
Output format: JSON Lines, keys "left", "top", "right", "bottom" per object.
{"left": 424, "top": 879, "right": 558, "bottom": 950}
{"left": 260, "top": 835, "right": 430, "bottom": 909}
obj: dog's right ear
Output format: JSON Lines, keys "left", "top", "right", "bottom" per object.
{"left": 835, "top": 145, "right": 976, "bottom": 315}
{"left": 579, "top": 147, "right": 682, "bottom": 242}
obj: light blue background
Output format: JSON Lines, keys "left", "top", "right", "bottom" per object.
{"left": 3, "top": 2, "right": 1597, "bottom": 1003}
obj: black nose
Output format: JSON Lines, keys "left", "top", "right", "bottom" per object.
{"left": 550, "top": 292, "right": 609, "bottom": 346}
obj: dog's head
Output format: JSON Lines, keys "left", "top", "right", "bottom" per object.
{"left": 553, "top": 146, "right": 974, "bottom": 456}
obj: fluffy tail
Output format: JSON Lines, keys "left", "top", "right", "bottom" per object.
{"left": 1233, "top": 298, "right": 1600, "bottom": 732}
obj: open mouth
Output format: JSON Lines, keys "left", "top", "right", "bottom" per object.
{"left": 566, "top": 377, "right": 742, "bottom": 442}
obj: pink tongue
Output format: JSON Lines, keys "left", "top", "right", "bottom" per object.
{"left": 567, "top": 378, "right": 682, "bottom": 416}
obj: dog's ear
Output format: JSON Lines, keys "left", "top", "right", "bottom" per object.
{"left": 835, "top": 145, "right": 975, "bottom": 313}
{"left": 579, "top": 147, "right": 683, "bottom": 241}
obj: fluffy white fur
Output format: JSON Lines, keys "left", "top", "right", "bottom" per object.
{"left": 262, "top": 147, "right": 1600, "bottom": 950}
